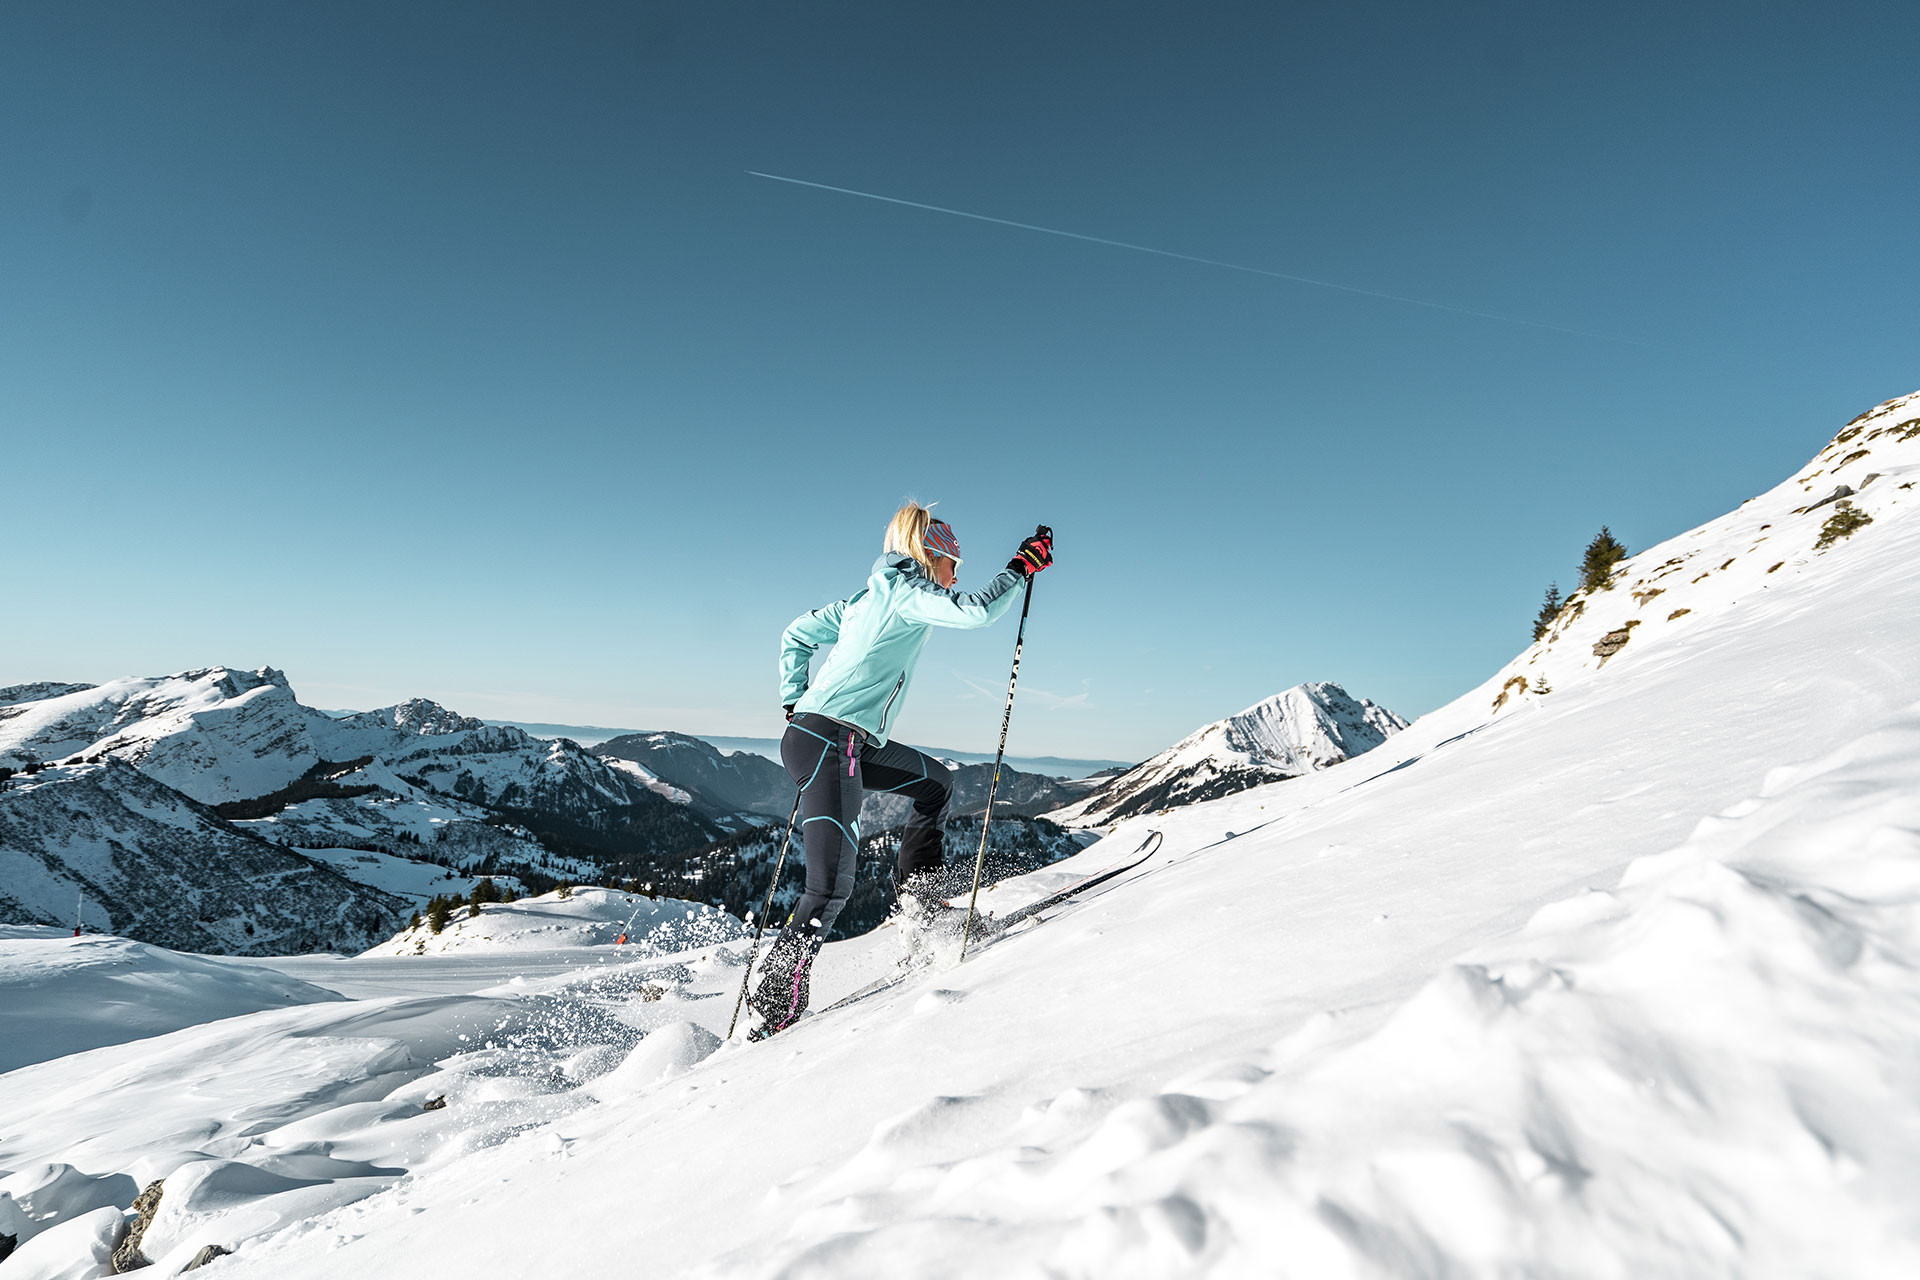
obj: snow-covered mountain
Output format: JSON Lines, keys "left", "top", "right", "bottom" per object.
{"left": 0, "top": 673, "right": 718, "bottom": 858}
{"left": 0, "top": 762, "right": 405, "bottom": 955}
{"left": 596, "top": 730, "right": 795, "bottom": 820}
{"left": 0, "top": 671, "right": 723, "bottom": 950}
{"left": 1047, "top": 680, "right": 1406, "bottom": 826}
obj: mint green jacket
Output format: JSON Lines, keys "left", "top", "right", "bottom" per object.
{"left": 781, "top": 554, "right": 1025, "bottom": 745}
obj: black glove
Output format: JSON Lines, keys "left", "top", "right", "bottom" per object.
{"left": 784, "top": 705, "right": 795, "bottom": 722}
{"left": 1008, "top": 532, "right": 1053, "bottom": 577}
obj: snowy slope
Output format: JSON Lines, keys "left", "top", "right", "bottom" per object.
{"left": 4, "top": 393, "right": 1919, "bottom": 1277}
{"left": 0, "top": 668, "right": 328, "bottom": 802}
{"left": 1048, "top": 680, "right": 1406, "bottom": 826}
{"left": 0, "top": 927, "right": 344, "bottom": 1072}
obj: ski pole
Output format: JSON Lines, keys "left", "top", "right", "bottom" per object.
{"left": 726, "top": 789, "right": 804, "bottom": 1039}
{"left": 960, "top": 523, "right": 1050, "bottom": 961}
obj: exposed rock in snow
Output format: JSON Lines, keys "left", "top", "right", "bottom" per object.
{"left": 111, "top": 1179, "right": 164, "bottom": 1273}
{"left": 1047, "top": 681, "right": 1406, "bottom": 826}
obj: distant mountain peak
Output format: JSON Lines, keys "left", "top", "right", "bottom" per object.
{"left": 387, "top": 699, "right": 486, "bottom": 736}
{"left": 1050, "top": 681, "right": 1406, "bottom": 827}
{"left": 1208, "top": 682, "right": 1408, "bottom": 773}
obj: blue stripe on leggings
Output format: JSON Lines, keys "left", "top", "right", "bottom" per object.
{"left": 867, "top": 751, "right": 932, "bottom": 795}
{"left": 802, "top": 814, "right": 859, "bottom": 850}
{"left": 786, "top": 719, "right": 837, "bottom": 747}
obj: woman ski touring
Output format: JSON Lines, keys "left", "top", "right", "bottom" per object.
{"left": 745, "top": 502, "right": 1053, "bottom": 1039}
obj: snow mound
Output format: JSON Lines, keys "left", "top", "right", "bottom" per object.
{"left": 369, "top": 887, "right": 746, "bottom": 957}
{"left": 1, "top": 1203, "right": 126, "bottom": 1279}
{"left": 0, "top": 1164, "right": 138, "bottom": 1264}
{"left": 0, "top": 930, "right": 345, "bottom": 1072}
{"left": 590, "top": 1021, "right": 722, "bottom": 1099}
{"left": 0, "top": 928, "right": 750, "bottom": 1277}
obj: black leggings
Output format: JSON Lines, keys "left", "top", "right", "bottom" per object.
{"left": 779, "top": 713, "right": 953, "bottom": 936}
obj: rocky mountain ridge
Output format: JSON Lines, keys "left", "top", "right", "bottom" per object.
{"left": 1046, "top": 681, "right": 1408, "bottom": 827}
{"left": 0, "top": 670, "right": 725, "bottom": 950}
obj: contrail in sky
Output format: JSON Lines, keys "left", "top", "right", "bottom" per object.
{"left": 748, "top": 170, "right": 1655, "bottom": 349}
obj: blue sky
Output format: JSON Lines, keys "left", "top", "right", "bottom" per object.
{"left": 3, "top": 1, "right": 1915, "bottom": 760}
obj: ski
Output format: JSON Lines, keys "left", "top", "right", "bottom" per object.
{"left": 814, "top": 830, "right": 1165, "bottom": 1016}
{"left": 974, "top": 829, "right": 1163, "bottom": 936}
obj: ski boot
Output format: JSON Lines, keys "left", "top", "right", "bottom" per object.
{"left": 745, "top": 919, "right": 822, "bottom": 1042}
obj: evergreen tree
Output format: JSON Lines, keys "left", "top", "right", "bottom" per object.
{"left": 426, "top": 896, "right": 451, "bottom": 934}
{"left": 1579, "top": 527, "right": 1629, "bottom": 592}
{"left": 1531, "top": 582, "right": 1563, "bottom": 641}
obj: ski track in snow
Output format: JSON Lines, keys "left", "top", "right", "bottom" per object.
{"left": 3, "top": 394, "right": 1920, "bottom": 1276}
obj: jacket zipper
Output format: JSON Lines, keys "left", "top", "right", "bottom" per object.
{"left": 878, "top": 674, "right": 905, "bottom": 736}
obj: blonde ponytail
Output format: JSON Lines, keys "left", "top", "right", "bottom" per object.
{"left": 884, "top": 500, "right": 937, "bottom": 573}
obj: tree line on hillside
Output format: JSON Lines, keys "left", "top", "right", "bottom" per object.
{"left": 1532, "top": 527, "right": 1630, "bottom": 641}
{"left": 411, "top": 876, "right": 518, "bottom": 933}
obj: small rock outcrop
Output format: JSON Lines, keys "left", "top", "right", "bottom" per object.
{"left": 1593, "top": 627, "right": 1634, "bottom": 661}
{"left": 111, "top": 1179, "right": 165, "bottom": 1272}
{"left": 185, "top": 1244, "right": 232, "bottom": 1270}
{"left": 1794, "top": 483, "right": 1854, "bottom": 514}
